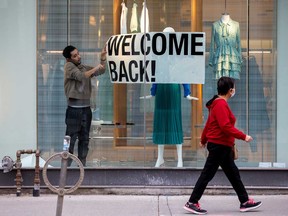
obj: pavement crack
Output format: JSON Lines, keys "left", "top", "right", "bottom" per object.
{"left": 165, "top": 196, "right": 173, "bottom": 216}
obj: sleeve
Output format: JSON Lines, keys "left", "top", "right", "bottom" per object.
{"left": 182, "top": 84, "right": 191, "bottom": 97}
{"left": 214, "top": 101, "right": 246, "bottom": 140}
{"left": 150, "top": 83, "right": 157, "bottom": 96}
{"left": 236, "top": 22, "right": 242, "bottom": 63}
{"left": 209, "top": 23, "right": 216, "bottom": 66}
{"left": 90, "top": 64, "right": 106, "bottom": 77}
{"left": 64, "top": 62, "right": 85, "bottom": 81}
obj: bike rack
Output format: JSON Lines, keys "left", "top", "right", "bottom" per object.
{"left": 42, "top": 151, "right": 84, "bottom": 216}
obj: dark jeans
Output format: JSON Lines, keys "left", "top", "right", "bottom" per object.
{"left": 189, "top": 142, "right": 249, "bottom": 204}
{"left": 65, "top": 106, "right": 92, "bottom": 166}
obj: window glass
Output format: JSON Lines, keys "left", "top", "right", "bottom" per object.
{"left": 37, "top": 0, "right": 276, "bottom": 168}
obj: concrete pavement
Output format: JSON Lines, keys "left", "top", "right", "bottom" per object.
{"left": 0, "top": 194, "right": 287, "bottom": 216}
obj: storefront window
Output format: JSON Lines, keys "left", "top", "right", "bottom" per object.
{"left": 37, "top": 0, "right": 277, "bottom": 168}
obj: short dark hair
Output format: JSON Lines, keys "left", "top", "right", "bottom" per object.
{"left": 62, "top": 45, "right": 76, "bottom": 59}
{"left": 217, "top": 76, "right": 235, "bottom": 95}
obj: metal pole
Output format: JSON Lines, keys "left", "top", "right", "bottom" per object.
{"left": 33, "top": 150, "right": 41, "bottom": 197}
{"left": 56, "top": 154, "right": 68, "bottom": 216}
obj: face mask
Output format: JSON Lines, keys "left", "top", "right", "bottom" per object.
{"left": 231, "top": 89, "right": 236, "bottom": 98}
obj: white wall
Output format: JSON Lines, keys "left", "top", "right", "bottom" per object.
{"left": 0, "top": 0, "right": 36, "bottom": 160}
{"left": 277, "top": 0, "right": 288, "bottom": 164}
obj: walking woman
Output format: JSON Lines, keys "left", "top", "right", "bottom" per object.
{"left": 183, "top": 76, "right": 262, "bottom": 215}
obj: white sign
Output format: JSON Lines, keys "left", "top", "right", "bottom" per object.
{"left": 106, "top": 32, "right": 205, "bottom": 84}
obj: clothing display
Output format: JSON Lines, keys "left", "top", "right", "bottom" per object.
{"left": 140, "top": 1, "right": 149, "bottom": 33}
{"left": 120, "top": 2, "right": 128, "bottom": 34}
{"left": 130, "top": 2, "right": 139, "bottom": 33}
{"left": 209, "top": 16, "right": 242, "bottom": 79}
{"left": 151, "top": 84, "right": 190, "bottom": 145}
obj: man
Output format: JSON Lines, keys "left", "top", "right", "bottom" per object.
{"left": 62, "top": 45, "right": 107, "bottom": 166}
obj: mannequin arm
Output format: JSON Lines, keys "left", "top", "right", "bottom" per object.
{"left": 186, "top": 95, "right": 199, "bottom": 100}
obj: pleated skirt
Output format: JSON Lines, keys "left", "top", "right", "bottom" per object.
{"left": 153, "top": 84, "right": 183, "bottom": 145}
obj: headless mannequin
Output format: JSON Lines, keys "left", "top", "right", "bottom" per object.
{"left": 154, "top": 27, "right": 184, "bottom": 168}
{"left": 221, "top": 13, "right": 230, "bottom": 24}
{"left": 140, "top": 28, "right": 198, "bottom": 168}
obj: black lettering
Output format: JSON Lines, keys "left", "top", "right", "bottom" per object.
{"left": 141, "top": 33, "right": 151, "bottom": 55}
{"left": 191, "top": 33, "right": 204, "bottom": 55}
{"left": 139, "top": 60, "right": 151, "bottom": 82}
{"left": 150, "top": 60, "right": 156, "bottom": 82}
{"left": 169, "top": 33, "right": 188, "bottom": 55}
{"left": 152, "top": 33, "right": 166, "bottom": 55}
{"left": 129, "top": 60, "right": 138, "bottom": 82}
{"left": 131, "top": 35, "right": 140, "bottom": 55}
{"left": 122, "top": 35, "right": 132, "bottom": 55}
{"left": 107, "top": 35, "right": 124, "bottom": 55}
{"left": 119, "top": 61, "right": 129, "bottom": 82}
{"left": 108, "top": 61, "right": 118, "bottom": 81}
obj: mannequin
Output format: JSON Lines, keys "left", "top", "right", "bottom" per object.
{"left": 209, "top": 14, "right": 242, "bottom": 79}
{"left": 221, "top": 13, "right": 230, "bottom": 24}
{"left": 141, "top": 27, "right": 198, "bottom": 168}
{"left": 152, "top": 83, "right": 196, "bottom": 167}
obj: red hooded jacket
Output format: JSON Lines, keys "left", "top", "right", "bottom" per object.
{"left": 201, "top": 97, "right": 246, "bottom": 147}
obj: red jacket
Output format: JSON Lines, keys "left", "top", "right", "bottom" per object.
{"left": 201, "top": 98, "right": 246, "bottom": 147}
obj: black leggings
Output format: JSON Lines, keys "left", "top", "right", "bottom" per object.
{"left": 189, "top": 142, "right": 249, "bottom": 204}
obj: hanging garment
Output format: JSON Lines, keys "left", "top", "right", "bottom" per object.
{"left": 209, "top": 18, "right": 242, "bottom": 79}
{"left": 120, "top": 2, "right": 128, "bottom": 34}
{"left": 140, "top": 1, "right": 149, "bottom": 33}
{"left": 130, "top": 2, "right": 139, "bottom": 33}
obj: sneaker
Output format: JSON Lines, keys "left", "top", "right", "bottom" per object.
{"left": 240, "top": 198, "right": 262, "bottom": 212}
{"left": 183, "top": 202, "right": 207, "bottom": 215}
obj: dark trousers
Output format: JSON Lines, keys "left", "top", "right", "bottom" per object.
{"left": 65, "top": 106, "right": 92, "bottom": 166}
{"left": 189, "top": 142, "right": 249, "bottom": 204}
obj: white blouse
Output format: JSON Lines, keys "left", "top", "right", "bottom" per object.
{"left": 140, "top": 1, "right": 149, "bottom": 33}
{"left": 120, "top": 2, "right": 128, "bottom": 34}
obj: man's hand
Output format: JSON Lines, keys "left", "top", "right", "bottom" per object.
{"left": 186, "top": 95, "right": 199, "bottom": 100}
{"left": 100, "top": 44, "right": 107, "bottom": 63}
{"left": 139, "top": 95, "right": 153, "bottom": 99}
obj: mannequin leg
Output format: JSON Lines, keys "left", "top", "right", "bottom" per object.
{"left": 176, "top": 144, "right": 183, "bottom": 167}
{"left": 155, "top": 145, "right": 165, "bottom": 167}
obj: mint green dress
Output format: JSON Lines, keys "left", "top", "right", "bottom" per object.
{"left": 152, "top": 84, "right": 183, "bottom": 145}
{"left": 209, "top": 19, "right": 242, "bottom": 79}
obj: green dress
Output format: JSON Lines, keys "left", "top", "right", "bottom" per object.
{"left": 209, "top": 19, "right": 242, "bottom": 79}
{"left": 152, "top": 84, "right": 183, "bottom": 145}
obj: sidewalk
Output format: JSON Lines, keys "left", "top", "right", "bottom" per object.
{"left": 0, "top": 194, "right": 287, "bottom": 216}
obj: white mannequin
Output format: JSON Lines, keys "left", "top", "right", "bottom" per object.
{"left": 140, "top": 27, "right": 198, "bottom": 168}
{"left": 154, "top": 27, "right": 197, "bottom": 168}
{"left": 221, "top": 13, "right": 230, "bottom": 24}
